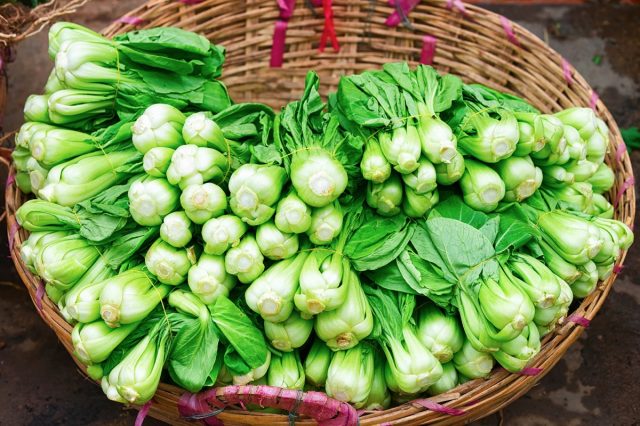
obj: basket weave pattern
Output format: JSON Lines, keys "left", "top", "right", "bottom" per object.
{"left": 4, "top": 1, "right": 636, "bottom": 425}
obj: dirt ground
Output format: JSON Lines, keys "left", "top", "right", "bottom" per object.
{"left": 0, "top": 1, "right": 639, "bottom": 425}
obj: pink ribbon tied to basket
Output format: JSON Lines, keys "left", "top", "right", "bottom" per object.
{"left": 271, "top": 0, "right": 339, "bottom": 68}
{"left": 178, "top": 385, "right": 359, "bottom": 425}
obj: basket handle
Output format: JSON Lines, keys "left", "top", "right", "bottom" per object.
{"left": 0, "top": 146, "right": 11, "bottom": 223}
{"left": 178, "top": 385, "right": 359, "bottom": 425}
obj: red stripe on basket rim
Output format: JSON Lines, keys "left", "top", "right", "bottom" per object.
{"left": 319, "top": 0, "right": 340, "bottom": 52}
{"left": 589, "top": 90, "right": 599, "bottom": 110}
{"left": 412, "top": 399, "right": 465, "bottom": 416}
{"left": 35, "top": 279, "right": 45, "bottom": 311}
{"left": 135, "top": 401, "right": 152, "bottom": 426}
{"left": 6, "top": 172, "right": 15, "bottom": 188}
{"left": 616, "top": 141, "right": 627, "bottom": 163}
{"left": 385, "top": 0, "right": 420, "bottom": 26}
{"left": 520, "top": 367, "right": 543, "bottom": 376}
{"left": 420, "top": 35, "right": 437, "bottom": 65}
{"left": 614, "top": 176, "right": 635, "bottom": 209}
{"left": 179, "top": 0, "right": 204, "bottom": 4}
{"left": 613, "top": 263, "right": 624, "bottom": 274}
{"left": 500, "top": 16, "right": 520, "bottom": 46}
{"left": 561, "top": 58, "right": 574, "bottom": 85}
{"left": 118, "top": 16, "right": 146, "bottom": 26}
{"left": 567, "top": 313, "right": 591, "bottom": 327}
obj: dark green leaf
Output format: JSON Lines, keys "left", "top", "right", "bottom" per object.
{"left": 430, "top": 196, "right": 489, "bottom": 229}
{"left": 210, "top": 296, "right": 268, "bottom": 369}
{"left": 494, "top": 205, "right": 538, "bottom": 253}
{"left": 168, "top": 318, "right": 219, "bottom": 392}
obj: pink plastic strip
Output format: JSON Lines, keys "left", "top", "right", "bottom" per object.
{"left": 500, "top": 16, "right": 520, "bottom": 46}
{"left": 8, "top": 221, "right": 18, "bottom": 254}
{"left": 35, "top": 280, "right": 45, "bottom": 311}
{"left": 388, "top": 0, "right": 396, "bottom": 5}
{"left": 413, "top": 399, "right": 465, "bottom": 416}
{"left": 118, "top": 16, "right": 145, "bottom": 25}
{"left": 561, "top": 58, "right": 573, "bottom": 85}
{"left": 385, "top": 0, "right": 420, "bottom": 26}
{"left": 135, "top": 402, "right": 152, "bottom": 426}
{"left": 420, "top": 35, "right": 437, "bottom": 65}
{"left": 178, "top": 392, "right": 224, "bottom": 425}
{"left": 277, "top": 0, "right": 296, "bottom": 18}
{"left": 614, "top": 176, "right": 635, "bottom": 209}
{"left": 567, "top": 313, "right": 591, "bottom": 328}
{"left": 270, "top": 0, "right": 296, "bottom": 68}
{"left": 270, "top": 20, "right": 288, "bottom": 68}
{"left": 616, "top": 141, "right": 627, "bottom": 163}
{"left": 589, "top": 90, "right": 599, "bottom": 110}
{"left": 179, "top": 0, "right": 204, "bottom": 4}
{"left": 446, "top": 0, "right": 469, "bottom": 17}
{"left": 613, "top": 264, "right": 624, "bottom": 274}
{"left": 6, "top": 173, "right": 15, "bottom": 188}
{"left": 520, "top": 367, "right": 543, "bottom": 376}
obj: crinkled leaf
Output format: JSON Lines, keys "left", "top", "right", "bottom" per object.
{"left": 397, "top": 250, "right": 456, "bottom": 312}
{"left": 346, "top": 212, "right": 415, "bottom": 271}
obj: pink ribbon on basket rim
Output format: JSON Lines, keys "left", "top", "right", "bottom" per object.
{"left": 589, "top": 90, "right": 600, "bottom": 110}
{"left": 567, "top": 313, "right": 591, "bottom": 328}
{"left": 616, "top": 141, "right": 627, "bottom": 164}
{"left": 614, "top": 176, "right": 635, "bottom": 209}
{"left": 318, "top": 0, "right": 340, "bottom": 53}
{"left": 8, "top": 221, "right": 18, "bottom": 255}
{"left": 35, "top": 279, "right": 45, "bottom": 311}
{"left": 520, "top": 367, "right": 543, "bottom": 376}
{"left": 135, "top": 401, "right": 152, "bottom": 426}
{"left": 561, "top": 58, "right": 574, "bottom": 85}
{"left": 421, "top": 35, "right": 437, "bottom": 65}
{"left": 118, "top": 16, "right": 145, "bottom": 26}
{"left": 6, "top": 173, "right": 15, "bottom": 188}
{"left": 178, "top": 391, "right": 225, "bottom": 425}
{"left": 500, "top": 16, "right": 520, "bottom": 47}
{"left": 385, "top": 0, "right": 420, "bottom": 27}
{"left": 179, "top": 0, "right": 204, "bottom": 4}
{"left": 412, "top": 398, "right": 465, "bottom": 416}
{"left": 270, "top": 0, "right": 296, "bottom": 67}
{"left": 446, "top": 0, "right": 470, "bottom": 18}
{"left": 613, "top": 263, "right": 624, "bottom": 274}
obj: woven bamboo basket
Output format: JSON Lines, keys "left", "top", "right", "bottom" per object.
{"left": 3, "top": 0, "right": 637, "bottom": 424}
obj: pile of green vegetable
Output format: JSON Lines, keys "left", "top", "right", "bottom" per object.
{"left": 13, "top": 22, "right": 633, "bottom": 411}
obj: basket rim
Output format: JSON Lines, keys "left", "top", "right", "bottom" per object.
{"left": 4, "top": 0, "right": 637, "bottom": 424}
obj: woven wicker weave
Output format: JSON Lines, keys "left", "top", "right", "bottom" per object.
{"left": 3, "top": 0, "right": 636, "bottom": 425}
